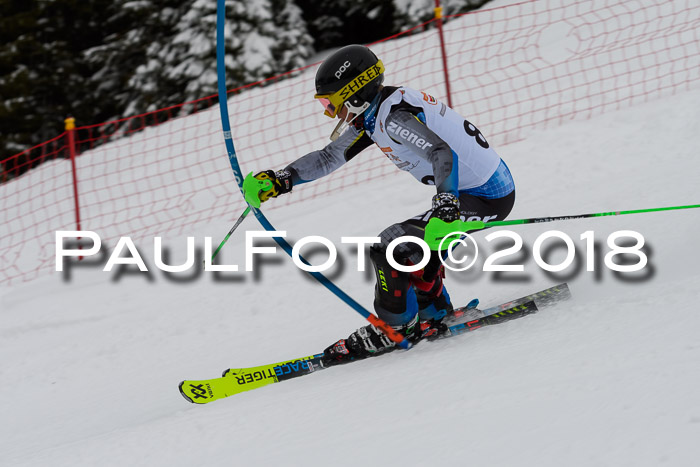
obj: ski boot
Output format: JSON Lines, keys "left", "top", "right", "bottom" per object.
{"left": 322, "top": 315, "right": 420, "bottom": 366}
{"left": 416, "top": 288, "right": 453, "bottom": 339}
{"left": 412, "top": 267, "right": 454, "bottom": 339}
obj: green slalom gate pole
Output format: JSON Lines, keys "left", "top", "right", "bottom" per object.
{"left": 425, "top": 203, "right": 700, "bottom": 250}
{"left": 214, "top": 0, "right": 411, "bottom": 349}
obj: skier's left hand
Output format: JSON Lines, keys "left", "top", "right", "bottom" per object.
{"left": 430, "top": 192, "right": 460, "bottom": 222}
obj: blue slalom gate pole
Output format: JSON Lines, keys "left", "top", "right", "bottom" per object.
{"left": 214, "top": 1, "right": 410, "bottom": 349}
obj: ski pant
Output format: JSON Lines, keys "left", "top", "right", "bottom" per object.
{"left": 370, "top": 190, "right": 516, "bottom": 326}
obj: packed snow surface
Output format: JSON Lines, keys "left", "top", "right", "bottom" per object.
{"left": 2, "top": 83, "right": 699, "bottom": 466}
{"left": 2, "top": 7, "right": 700, "bottom": 467}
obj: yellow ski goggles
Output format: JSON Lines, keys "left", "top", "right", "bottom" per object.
{"left": 314, "top": 60, "right": 385, "bottom": 118}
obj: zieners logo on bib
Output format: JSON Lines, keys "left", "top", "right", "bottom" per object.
{"left": 387, "top": 121, "right": 434, "bottom": 150}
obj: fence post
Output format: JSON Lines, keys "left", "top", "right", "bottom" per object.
{"left": 434, "top": 0, "right": 453, "bottom": 108}
{"left": 65, "top": 117, "right": 82, "bottom": 234}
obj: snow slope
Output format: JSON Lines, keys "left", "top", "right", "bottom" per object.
{"left": 2, "top": 83, "right": 699, "bottom": 466}
{"left": 2, "top": 0, "right": 700, "bottom": 464}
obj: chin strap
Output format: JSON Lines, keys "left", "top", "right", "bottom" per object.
{"left": 329, "top": 101, "right": 370, "bottom": 141}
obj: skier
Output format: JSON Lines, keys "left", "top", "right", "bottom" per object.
{"left": 243, "top": 44, "right": 515, "bottom": 364}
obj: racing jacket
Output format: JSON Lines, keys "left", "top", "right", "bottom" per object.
{"left": 285, "top": 86, "right": 514, "bottom": 199}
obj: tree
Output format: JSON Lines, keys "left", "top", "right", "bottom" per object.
{"left": 1, "top": 0, "right": 494, "bottom": 168}
{"left": 295, "top": 0, "right": 494, "bottom": 53}
{"left": 2, "top": 0, "right": 314, "bottom": 164}
{"left": 94, "top": 0, "right": 314, "bottom": 117}
{"left": 0, "top": 0, "right": 119, "bottom": 168}
{"left": 393, "top": 0, "right": 493, "bottom": 28}
{"left": 296, "top": 0, "right": 400, "bottom": 52}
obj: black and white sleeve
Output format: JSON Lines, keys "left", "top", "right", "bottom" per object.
{"left": 285, "top": 126, "right": 373, "bottom": 185}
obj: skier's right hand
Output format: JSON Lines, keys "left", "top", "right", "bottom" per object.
{"left": 242, "top": 170, "right": 293, "bottom": 208}
{"left": 430, "top": 192, "right": 460, "bottom": 223}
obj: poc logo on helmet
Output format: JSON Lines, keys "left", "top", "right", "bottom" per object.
{"left": 335, "top": 61, "right": 351, "bottom": 79}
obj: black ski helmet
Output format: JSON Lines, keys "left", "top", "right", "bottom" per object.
{"left": 314, "top": 45, "right": 384, "bottom": 118}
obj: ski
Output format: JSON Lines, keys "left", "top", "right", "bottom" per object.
{"left": 179, "top": 354, "right": 324, "bottom": 404}
{"left": 447, "top": 281, "right": 571, "bottom": 324}
{"left": 179, "top": 283, "right": 570, "bottom": 404}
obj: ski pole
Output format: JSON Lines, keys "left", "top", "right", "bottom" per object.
{"left": 487, "top": 203, "right": 700, "bottom": 228}
{"left": 210, "top": 206, "right": 251, "bottom": 262}
{"left": 425, "top": 203, "right": 700, "bottom": 249}
{"left": 214, "top": 1, "right": 411, "bottom": 350}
